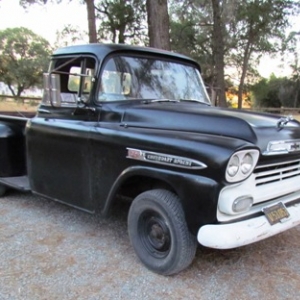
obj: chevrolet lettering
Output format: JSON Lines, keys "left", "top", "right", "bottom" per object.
{"left": 127, "top": 148, "right": 206, "bottom": 169}
{"left": 1, "top": 44, "right": 300, "bottom": 275}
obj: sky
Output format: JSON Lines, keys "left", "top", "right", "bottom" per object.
{"left": 0, "top": 0, "right": 299, "bottom": 78}
{"left": 0, "top": 0, "right": 87, "bottom": 44}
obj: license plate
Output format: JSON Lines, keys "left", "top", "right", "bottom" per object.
{"left": 262, "top": 202, "right": 290, "bottom": 225}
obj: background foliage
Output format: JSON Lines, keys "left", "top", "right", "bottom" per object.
{"left": 0, "top": 0, "right": 299, "bottom": 106}
{"left": 0, "top": 27, "right": 52, "bottom": 96}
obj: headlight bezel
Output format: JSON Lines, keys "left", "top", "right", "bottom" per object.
{"left": 226, "top": 149, "right": 260, "bottom": 183}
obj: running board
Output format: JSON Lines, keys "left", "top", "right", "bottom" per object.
{"left": 0, "top": 176, "right": 30, "bottom": 191}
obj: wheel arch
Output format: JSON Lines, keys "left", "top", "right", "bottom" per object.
{"left": 102, "top": 166, "right": 178, "bottom": 215}
{"left": 102, "top": 165, "right": 219, "bottom": 234}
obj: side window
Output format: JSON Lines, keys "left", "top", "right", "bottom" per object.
{"left": 68, "top": 66, "right": 94, "bottom": 93}
{"left": 43, "top": 57, "right": 96, "bottom": 107}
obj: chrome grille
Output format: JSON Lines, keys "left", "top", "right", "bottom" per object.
{"left": 254, "top": 159, "right": 300, "bottom": 186}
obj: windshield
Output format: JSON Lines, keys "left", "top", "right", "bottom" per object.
{"left": 98, "top": 55, "right": 211, "bottom": 104}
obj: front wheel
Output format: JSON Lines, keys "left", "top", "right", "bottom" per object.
{"left": 128, "top": 189, "right": 197, "bottom": 275}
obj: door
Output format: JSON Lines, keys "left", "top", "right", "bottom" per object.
{"left": 26, "top": 56, "right": 97, "bottom": 212}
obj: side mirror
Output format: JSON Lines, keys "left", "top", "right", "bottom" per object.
{"left": 68, "top": 66, "right": 94, "bottom": 104}
{"left": 122, "top": 73, "right": 131, "bottom": 95}
{"left": 42, "top": 73, "right": 61, "bottom": 107}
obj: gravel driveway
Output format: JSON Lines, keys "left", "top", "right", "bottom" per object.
{"left": 0, "top": 191, "right": 300, "bottom": 300}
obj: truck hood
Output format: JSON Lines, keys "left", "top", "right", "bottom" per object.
{"left": 121, "top": 102, "right": 300, "bottom": 152}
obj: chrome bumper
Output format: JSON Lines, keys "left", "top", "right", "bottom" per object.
{"left": 197, "top": 202, "right": 300, "bottom": 249}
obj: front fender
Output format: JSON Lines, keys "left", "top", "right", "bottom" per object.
{"left": 103, "top": 166, "right": 219, "bottom": 234}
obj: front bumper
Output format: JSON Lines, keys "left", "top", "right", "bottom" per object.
{"left": 197, "top": 202, "right": 300, "bottom": 249}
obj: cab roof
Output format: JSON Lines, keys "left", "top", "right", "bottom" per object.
{"left": 52, "top": 43, "right": 199, "bottom": 68}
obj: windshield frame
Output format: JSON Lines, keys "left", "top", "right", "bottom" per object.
{"left": 96, "top": 53, "right": 211, "bottom": 105}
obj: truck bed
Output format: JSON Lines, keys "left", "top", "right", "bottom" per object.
{"left": 0, "top": 112, "right": 31, "bottom": 178}
{"left": 0, "top": 176, "right": 30, "bottom": 191}
{"left": 0, "top": 111, "right": 35, "bottom": 129}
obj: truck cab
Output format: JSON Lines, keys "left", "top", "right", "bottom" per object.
{"left": 1, "top": 44, "right": 300, "bottom": 275}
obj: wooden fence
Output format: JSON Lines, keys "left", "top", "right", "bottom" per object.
{"left": 242, "top": 107, "right": 300, "bottom": 115}
{"left": 0, "top": 95, "right": 299, "bottom": 116}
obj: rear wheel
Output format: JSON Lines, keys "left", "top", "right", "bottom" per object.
{"left": 128, "top": 189, "right": 197, "bottom": 275}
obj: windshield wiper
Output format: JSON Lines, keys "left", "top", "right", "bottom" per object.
{"left": 180, "top": 99, "right": 211, "bottom": 106}
{"left": 142, "top": 98, "right": 211, "bottom": 106}
{"left": 142, "top": 99, "right": 180, "bottom": 104}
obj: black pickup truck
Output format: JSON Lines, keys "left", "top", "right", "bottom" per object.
{"left": 1, "top": 43, "right": 300, "bottom": 275}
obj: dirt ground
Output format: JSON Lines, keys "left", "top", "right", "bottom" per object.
{"left": 0, "top": 99, "right": 39, "bottom": 112}
{"left": 0, "top": 191, "right": 300, "bottom": 300}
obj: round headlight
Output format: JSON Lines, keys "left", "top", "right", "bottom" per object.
{"left": 226, "top": 149, "right": 260, "bottom": 183}
{"left": 227, "top": 155, "right": 239, "bottom": 177}
{"left": 241, "top": 153, "right": 253, "bottom": 174}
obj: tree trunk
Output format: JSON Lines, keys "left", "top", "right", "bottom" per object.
{"left": 7, "top": 85, "right": 16, "bottom": 97}
{"left": 211, "top": 0, "right": 227, "bottom": 107}
{"left": 294, "top": 82, "right": 299, "bottom": 107}
{"left": 85, "top": 0, "right": 97, "bottom": 43}
{"left": 17, "top": 85, "right": 24, "bottom": 97}
{"left": 146, "top": 0, "right": 170, "bottom": 50}
{"left": 237, "top": 26, "right": 253, "bottom": 109}
{"left": 237, "top": 44, "right": 251, "bottom": 109}
{"left": 210, "top": 84, "right": 217, "bottom": 106}
{"left": 118, "top": 24, "right": 126, "bottom": 44}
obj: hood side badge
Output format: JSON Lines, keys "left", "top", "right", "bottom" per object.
{"left": 277, "top": 115, "right": 293, "bottom": 130}
{"left": 126, "top": 148, "right": 207, "bottom": 169}
{"left": 263, "top": 139, "right": 300, "bottom": 155}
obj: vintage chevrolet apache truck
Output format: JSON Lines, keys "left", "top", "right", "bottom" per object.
{"left": 1, "top": 43, "right": 300, "bottom": 275}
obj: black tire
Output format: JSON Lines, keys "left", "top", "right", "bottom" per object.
{"left": 0, "top": 184, "right": 6, "bottom": 197}
{"left": 128, "top": 189, "right": 197, "bottom": 275}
